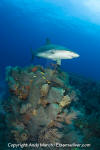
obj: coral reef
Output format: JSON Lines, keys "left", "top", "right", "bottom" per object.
{"left": 59, "top": 95, "right": 71, "bottom": 107}
{"left": 69, "top": 74, "right": 100, "bottom": 150}
{"left": 3, "top": 65, "right": 79, "bottom": 147}
{"left": 40, "top": 83, "right": 49, "bottom": 97}
{"left": 2, "top": 65, "right": 100, "bottom": 150}
{"left": 20, "top": 103, "right": 32, "bottom": 114}
{"left": 38, "top": 127, "right": 62, "bottom": 144}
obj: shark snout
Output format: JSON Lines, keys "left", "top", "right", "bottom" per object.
{"left": 70, "top": 52, "right": 80, "bottom": 58}
{"left": 74, "top": 53, "right": 80, "bottom": 58}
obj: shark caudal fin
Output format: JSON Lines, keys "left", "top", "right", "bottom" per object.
{"left": 45, "top": 38, "right": 51, "bottom": 45}
{"left": 30, "top": 48, "right": 35, "bottom": 62}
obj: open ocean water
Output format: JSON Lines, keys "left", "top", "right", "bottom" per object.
{"left": 0, "top": 0, "right": 100, "bottom": 81}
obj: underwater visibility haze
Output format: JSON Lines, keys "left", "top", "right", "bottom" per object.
{"left": 0, "top": 0, "right": 100, "bottom": 81}
{"left": 0, "top": 0, "right": 100, "bottom": 150}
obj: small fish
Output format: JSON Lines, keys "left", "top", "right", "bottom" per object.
{"left": 46, "top": 80, "right": 51, "bottom": 84}
{"left": 40, "top": 72, "right": 45, "bottom": 75}
{"left": 33, "top": 75, "right": 37, "bottom": 78}
{"left": 42, "top": 76, "right": 46, "bottom": 80}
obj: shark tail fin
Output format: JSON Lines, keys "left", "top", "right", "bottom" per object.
{"left": 30, "top": 48, "right": 35, "bottom": 62}
{"left": 56, "top": 59, "right": 61, "bottom": 65}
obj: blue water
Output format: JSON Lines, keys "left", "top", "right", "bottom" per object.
{"left": 0, "top": 0, "right": 100, "bottom": 81}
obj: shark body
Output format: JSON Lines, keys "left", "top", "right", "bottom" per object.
{"left": 32, "top": 39, "right": 80, "bottom": 65}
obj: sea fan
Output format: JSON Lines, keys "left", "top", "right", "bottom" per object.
{"left": 65, "top": 111, "right": 77, "bottom": 124}
{"left": 38, "top": 127, "right": 63, "bottom": 144}
{"left": 56, "top": 111, "right": 78, "bottom": 125}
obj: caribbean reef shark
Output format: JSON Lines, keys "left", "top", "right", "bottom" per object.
{"left": 31, "top": 38, "right": 80, "bottom": 65}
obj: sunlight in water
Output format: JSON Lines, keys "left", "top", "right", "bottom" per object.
{"left": 2, "top": 0, "right": 100, "bottom": 24}
{"left": 84, "top": 0, "right": 100, "bottom": 13}
{"left": 70, "top": 0, "right": 100, "bottom": 24}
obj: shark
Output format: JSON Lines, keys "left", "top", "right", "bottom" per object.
{"left": 31, "top": 38, "right": 80, "bottom": 65}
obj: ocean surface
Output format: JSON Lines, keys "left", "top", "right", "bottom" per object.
{"left": 0, "top": 0, "right": 100, "bottom": 81}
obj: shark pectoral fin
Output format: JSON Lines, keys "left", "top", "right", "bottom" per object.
{"left": 56, "top": 59, "right": 61, "bottom": 65}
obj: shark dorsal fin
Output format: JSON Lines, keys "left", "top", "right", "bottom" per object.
{"left": 45, "top": 38, "right": 51, "bottom": 45}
